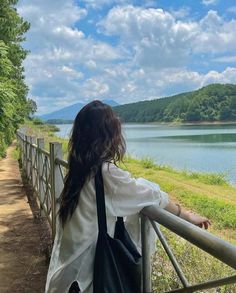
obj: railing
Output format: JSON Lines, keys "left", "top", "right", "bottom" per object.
{"left": 16, "top": 131, "right": 236, "bottom": 292}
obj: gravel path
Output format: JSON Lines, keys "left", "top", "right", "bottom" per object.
{"left": 0, "top": 143, "right": 50, "bottom": 293}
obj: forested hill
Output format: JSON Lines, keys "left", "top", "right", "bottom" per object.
{"left": 114, "top": 84, "right": 236, "bottom": 123}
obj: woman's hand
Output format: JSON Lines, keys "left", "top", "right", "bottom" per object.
{"left": 185, "top": 211, "right": 211, "bottom": 229}
{"left": 163, "top": 201, "right": 211, "bottom": 229}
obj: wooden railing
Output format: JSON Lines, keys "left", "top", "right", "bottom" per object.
{"left": 16, "top": 131, "right": 236, "bottom": 292}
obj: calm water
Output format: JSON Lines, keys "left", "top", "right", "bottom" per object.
{"left": 56, "top": 123, "right": 236, "bottom": 184}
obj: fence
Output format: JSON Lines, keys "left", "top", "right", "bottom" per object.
{"left": 16, "top": 130, "right": 236, "bottom": 292}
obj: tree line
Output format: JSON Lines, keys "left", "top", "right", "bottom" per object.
{"left": 114, "top": 84, "right": 236, "bottom": 123}
{"left": 0, "top": 0, "right": 36, "bottom": 157}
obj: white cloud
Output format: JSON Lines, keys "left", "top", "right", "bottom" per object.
{"left": 201, "top": 67, "right": 236, "bottom": 85}
{"left": 99, "top": 6, "right": 197, "bottom": 69}
{"left": 82, "top": 78, "right": 110, "bottom": 98}
{"left": 213, "top": 56, "right": 236, "bottom": 63}
{"left": 194, "top": 11, "right": 236, "bottom": 53}
{"left": 81, "top": 0, "right": 129, "bottom": 9}
{"left": 170, "top": 7, "right": 190, "bottom": 19}
{"left": 17, "top": 0, "right": 122, "bottom": 113}
{"left": 16, "top": 2, "right": 236, "bottom": 114}
{"left": 202, "top": 0, "right": 218, "bottom": 6}
{"left": 99, "top": 6, "right": 236, "bottom": 66}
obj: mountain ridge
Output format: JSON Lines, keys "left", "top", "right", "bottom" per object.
{"left": 114, "top": 83, "right": 236, "bottom": 123}
{"left": 39, "top": 99, "right": 119, "bottom": 121}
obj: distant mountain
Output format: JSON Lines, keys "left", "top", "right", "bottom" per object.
{"left": 39, "top": 99, "right": 119, "bottom": 121}
{"left": 114, "top": 84, "right": 236, "bottom": 123}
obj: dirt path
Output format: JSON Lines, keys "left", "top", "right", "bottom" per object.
{"left": 0, "top": 143, "right": 50, "bottom": 293}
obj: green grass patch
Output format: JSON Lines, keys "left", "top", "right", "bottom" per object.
{"left": 125, "top": 156, "right": 229, "bottom": 186}
{"left": 176, "top": 190, "right": 236, "bottom": 229}
{"left": 12, "top": 148, "right": 20, "bottom": 160}
{"left": 122, "top": 156, "right": 236, "bottom": 230}
{"left": 21, "top": 119, "right": 69, "bottom": 159}
{"left": 152, "top": 227, "right": 236, "bottom": 292}
{"left": 182, "top": 169, "right": 228, "bottom": 186}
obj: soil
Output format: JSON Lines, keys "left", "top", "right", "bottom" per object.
{"left": 0, "top": 143, "right": 51, "bottom": 293}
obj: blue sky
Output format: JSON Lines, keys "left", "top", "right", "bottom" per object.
{"left": 17, "top": 0, "right": 236, "bottom": 114}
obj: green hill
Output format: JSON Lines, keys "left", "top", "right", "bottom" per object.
{"left": 114, "top": 84, "right": 236, "bottom": 123}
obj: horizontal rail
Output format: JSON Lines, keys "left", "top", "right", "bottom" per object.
{"left": 39, "top": 148, "right": 50, "bottom": 156}
{"left": 16, "top": 131, "right": 236, "bottom": 292}
{"left": 168, "top": 275, "right": 236, "bottom": 292}
{"left": 142, "top": 206, "right": 236, "bottom": 270}
{"left": 55, "top": 157, "right": 68, "bottom": 168}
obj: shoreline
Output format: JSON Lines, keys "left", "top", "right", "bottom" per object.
{"left": 124, "top": 121, "right": 236, "bottom": 126}
{"left": 46, "top": 120, "right": 236, "bottom": 126}
{"left": 27, "top": 120, "right": 236, "bottom": 185}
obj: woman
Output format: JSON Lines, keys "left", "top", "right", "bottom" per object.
{"left": 45, "top": 101, "right": 210, "bottom": 293}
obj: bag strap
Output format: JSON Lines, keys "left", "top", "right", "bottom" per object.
{"left": 95, "top": 165, "right": 108, "bottom": 234}
{"left": 95, "top": 165, "right": 124, "bottom": 234}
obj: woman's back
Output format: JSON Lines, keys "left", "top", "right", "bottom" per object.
{"left": 46, "top": 162, "right": 168, "bottom": 293}
{"left": 45, "top": 101, "right": 210, "bottom": 293}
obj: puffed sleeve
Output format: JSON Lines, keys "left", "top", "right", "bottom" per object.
{"left": 103, "top": 163, "right": 169, "bottom": 217}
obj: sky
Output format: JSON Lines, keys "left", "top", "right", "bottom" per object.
{"left": 17, "top": 0, "right": 236, "bottom": 115}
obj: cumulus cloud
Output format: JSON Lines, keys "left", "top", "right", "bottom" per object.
{"left": 17, "top": 1, "right": 236, "bottom": 114}
{"left": 17, "top": 0, "right": 121, "bottom": 113}
{"left": 98, "top": 6, "right": 197, "bottom": 69}
{"left": 99, "top": 6, "right": 236, "bottom": 67}
{"left": 194, "top": 10, "right": 236, "bottom": 53}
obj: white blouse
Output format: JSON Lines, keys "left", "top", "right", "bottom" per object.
{"left": 45, "top": 163, "right": 169, "bottom": 293}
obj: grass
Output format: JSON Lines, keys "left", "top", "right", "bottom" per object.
{"left": 12, "top": 148, "right": 20, "bottom": 160}
{"left": 152, "top": 227, "right": 236, "bottom": 292}
{"left": 19, "top": 121, "right": 236, "bottom": 292}
{"left": 137, "top": 156, "right": 229, "bottom": 186}
{"left": 122, "top": 156, "right": 236, "bottom": 232}
{"left": 21, "top": 119, "right": 69, "bottom": 158}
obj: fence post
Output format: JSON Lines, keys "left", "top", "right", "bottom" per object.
{"left": 21, "top": 134, "right": 24, "bottom": 167}
{"left": 22, "top": 134, "right": 25, "bottom": 171}
{"left": 141, "top": 215, "right": 152, "bottom": 293}
{"left": 37, "top": 138, "right": 45, "bottom": 217}
{"left": 30, "top": 136, "right": 36, "bottom": 189}
{"left": 50, "top": 142, "right": 63, "bottom": 239}
{"left": 25, "top": 135, "right": 30, "bottom": 181}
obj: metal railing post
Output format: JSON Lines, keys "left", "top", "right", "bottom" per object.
{"left": 15, "top": 130, "right": 236, "bottom": 291}
{"left": 141, "top": 215, "right": 152, "bottom": 293}
{"left": 37, "top": 138, "right": 45, "bottom": 216}
{"left": 50, "top": 142, "right": 63, "bottom": 239}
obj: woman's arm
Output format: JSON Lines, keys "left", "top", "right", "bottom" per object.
{"left": 164, "top": 201, "right": 211, "bottom": 229}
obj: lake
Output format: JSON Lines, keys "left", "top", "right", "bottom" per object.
{"left": 55, "top": 123, "right": 236, "bottom": 185}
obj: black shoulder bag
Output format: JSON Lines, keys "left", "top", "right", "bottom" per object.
{"left": 93, "top": 166, "right": 142, "bottom": 293}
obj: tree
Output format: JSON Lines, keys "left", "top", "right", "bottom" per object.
{"left": 115, "top": 84, "right": 236, "bottom": 123}
{"left": 0, "top": 0, "right": 30, "bottom": 157}
{"left": 26, "top": 98, "right": 37, "bottom": 117}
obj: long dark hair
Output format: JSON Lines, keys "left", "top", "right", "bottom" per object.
{"left": 59, "top": 100, "right": 126, "bottom": 226}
